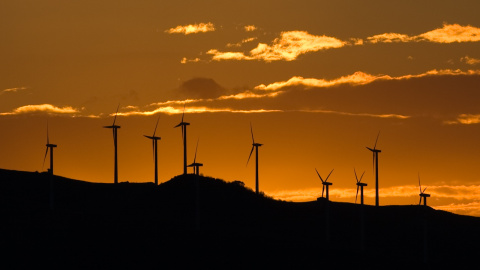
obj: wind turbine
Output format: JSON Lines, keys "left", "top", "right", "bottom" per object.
{"left": 103, "top": 105, "right": 121, "bottom": 184}
{"left": 43, "top": 122, "right": 57, "bottom": 175}
{"left": 418, "top": 173, "right": 430, "bottom": 206}
{"left": 354, "top": 168, "right": 367, "bottom": 205}
{"left": 174, "top": 105, "right": 190, "bottom": 175}
{"left": 43, "top": 121, "right": 56, "bottom": 211}
{"left": 366, "top": 131, "right": 381, "bottom": 206}
{"left": 144, "top": 117, "right": 161, "bottom": 185}
{"left": 315, "top": 168, "right": 334, "bottom": 201}
{"left": 188, "top": 138, "right": 203, "bottom": 175}
{"left": 247, "top": 123, "right": 263, "bottom": 195}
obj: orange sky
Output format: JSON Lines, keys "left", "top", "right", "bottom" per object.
{"left": 2, "top": 0, "right": 480, "bottom": 216}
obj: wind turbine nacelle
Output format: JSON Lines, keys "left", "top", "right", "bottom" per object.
{"left": 420, "top": 193, "right": 431, "bottom": 197}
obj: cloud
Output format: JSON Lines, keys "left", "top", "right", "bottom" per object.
{"left": 461, "top": 56, "right": 480, "bottom": 65}
{"left": 298, "top": 109, "right": 410, "bottom": 119}
{"left": 116, "top": 106, "right": 282, "bottom": 116}
{"left": 165, "top": 22, "right": 215, "bottom": 35}
{"left": 445, "top": 114, "right": 480, "bottom": 125}
{"left": 254, "top": 69, "right": 480, "bottom": 91}
{"left": 174, "top": 78, "right": 228, "bottom": 99}
{"left": 418, "top": 23, "right": 480, "bottom": 43}
{"left": 244, "top": 25, "right": 257, "bottom": 32}
{"left": 207, "top": 30, "right": 346, "bottom": 62}
{"left": 180, "top": 57, "right": 201, "bottom": 64}
{"left": 367, "top": 33, "right": 413, "bottom": 43}
{"left": 226, "top": 37, "right": 257, "bottom": 48}
{"left": 367, "top": 23, "right": 480, "bottom": 44}
{"left": 1, "top": 87, "right": 27, "bottom": 95}
{"left": 0, "top": 104, "right": 79, "bottom": 115}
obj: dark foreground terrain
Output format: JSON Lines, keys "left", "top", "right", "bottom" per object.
{"left": 1, "top": 168, "right": 479, "bottom": 269}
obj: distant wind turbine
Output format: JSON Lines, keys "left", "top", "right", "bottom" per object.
{"left": 418, "top": 173, "right": 431, "bottom": 206}
{"left": 43, "top": 121, "right": 57, "bottom": 175}
{"left": 103, "top": 105, "right": 121, "bottom": 184}
{"left": 188, "top": 138, "right": 203, "bottom": 175}
{"left": 354, "top": 168, "right": 367, "bottom": 205}
{"left": 144, "top": 117, "right": 161, "bottom": 185}
{"left": 174, "top": 104, "right": 190, "bottom": 175}
{"left": 43, "top": 121, "right": 56, "bottom": 211}
{"left": 366, "top": 131, "right": 381, "bottom": 206}
{"left": 315, "top": 168, "right": 334, "bottom": 201}
{"left": 247, "top": 123, "right": 263, "bottom": 195}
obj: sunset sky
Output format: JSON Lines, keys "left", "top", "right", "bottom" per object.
{"left": 2, "top": 0, "right": 480, "bottom": 216}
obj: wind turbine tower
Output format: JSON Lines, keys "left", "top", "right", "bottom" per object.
{"left": 354, "top": 168, "right": 367, "bottom": 205}
{"left": 366, "top": 132, "right": 381, "bottom": 206}
{"left": 247, "top": 123, "right": 263, "bottom": 195}
{"left": 144, "top": 117, "right": 161, "bottom": 185}
{"left": 418, "top": 174, "right": 431, "bottom": 206}
{"left": 188, "top": 139, "right": 203, "bottom": 175}
{"left": 103, "top": 105, "right": 121, "bottom": 184}
{"left": 315, "top": 168, "right": 334, "bottom": 200}
{"left": 174, "top": 105, "right": 190, "bottom": 175}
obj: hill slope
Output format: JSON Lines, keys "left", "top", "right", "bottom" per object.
{"left": 1, "top": 169, "right": 479, "bottom": 269}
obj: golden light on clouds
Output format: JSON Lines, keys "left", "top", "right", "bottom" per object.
{"left": 166, "top": 22, "right": 215, "bottom": 35}
{"left": 1, "top": 87, "right": 27, "bottom": 94}
{"left": 117, "top": 106, "right": 282, "bottom": 116}
{"left": 418, "top": 23, "right": 480, "bottom": 43}
{"left": 367, "top": 23, "right": 480, "bottom": 44}
{"left": 461, "top": 56, "right": 480, "bottom": 65}
{"left": 254, "top": 69, "right": 480, "bottom": 91}
{"left": 0, "top": 104, "right": 79, "bottom": 116}
{"left": 445, "top": 114, "right": 480, "bottom": 125}
{"left": 244, "top": 25, "right": 257, "bottom": 32}
{"left": 207, "top": 31, "right": 346, "bottom": 62}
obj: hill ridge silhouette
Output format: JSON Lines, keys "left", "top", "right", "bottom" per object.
{"left": 1, "top": 168, "right": 479, "bottom": 269}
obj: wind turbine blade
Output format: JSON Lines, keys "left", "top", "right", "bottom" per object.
{"left": 315, "top": 168, "right": 324, "bottom": 183}
{"left": 419, "top": 197, "right": 422, "bottom": 205}
{"left": 322, "top": 185, "right": 325, "bottom": 197}
{"left": 354, "top": 168, "right": 359, "bottom": 183}
{"left": 113, "top": 104, "right": 120, "bottom": 126}
{"left": 181, "top": 125, "right": 184, "bottom": 140}
{"left": 418, "top": 173, "right": 421, "bottom": 193}
{"left": 423, "top": 187, "right": 427, "bottom": 193}
{"left": 250, "top": 122, "right": 255, "bottom": 144}
{"left": 153, "top": 116, "right": 160, "bottom": 137}
{"left": 246, "top": 146, "right": 254, "bottom": 166}
{"left": 374, "top": 131, "right": 380, "bottom": 150}
{"left": 43, "top": 147, "right": 49, "bottom": 169}
{"left": 360, "top": 171, "right": 365, "bottom": 182}
{"left": 355, "top": 186, "right": 359, "bottom": 204}
{"left": 194, "top": 138, "right": 199, "bottom": 163}
{"left": 325, "top": 169, "right": 334, "bottom": 182}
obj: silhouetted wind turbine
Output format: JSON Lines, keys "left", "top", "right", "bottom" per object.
{"left": 315, "top": 168, "right": 334, "bottom": 200}
{"left": 43, "top": 122, "right": 57, "bottom": 211}
{"left": 144, "top": 117, "right": 161, "bottom": 185}
{"left": 103, "top": 105, "right": 121, "bottom": 184}
{"left": 354, "top": 168, "right": 367, "bottom": 205}
{"left": 43, "top": 122, "right": 57, "bottom": 175}
{"left": 247, "top": 123, "right": 262, "bottom": 195}
{"left": 188, "top": 138, "right": 203, "bottom": 175}
{"left": 174, "top": 105, "right": 190, "bottom": 175}
{"left": 366, "top": 131, "right": 381, "bottom": 206}
{"left": 418, "top": 173, "right": 430, "bottom": 206}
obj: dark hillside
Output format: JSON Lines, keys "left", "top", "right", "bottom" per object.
{"left": 1, "top": 169, "right": 479, "bottom": 269}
